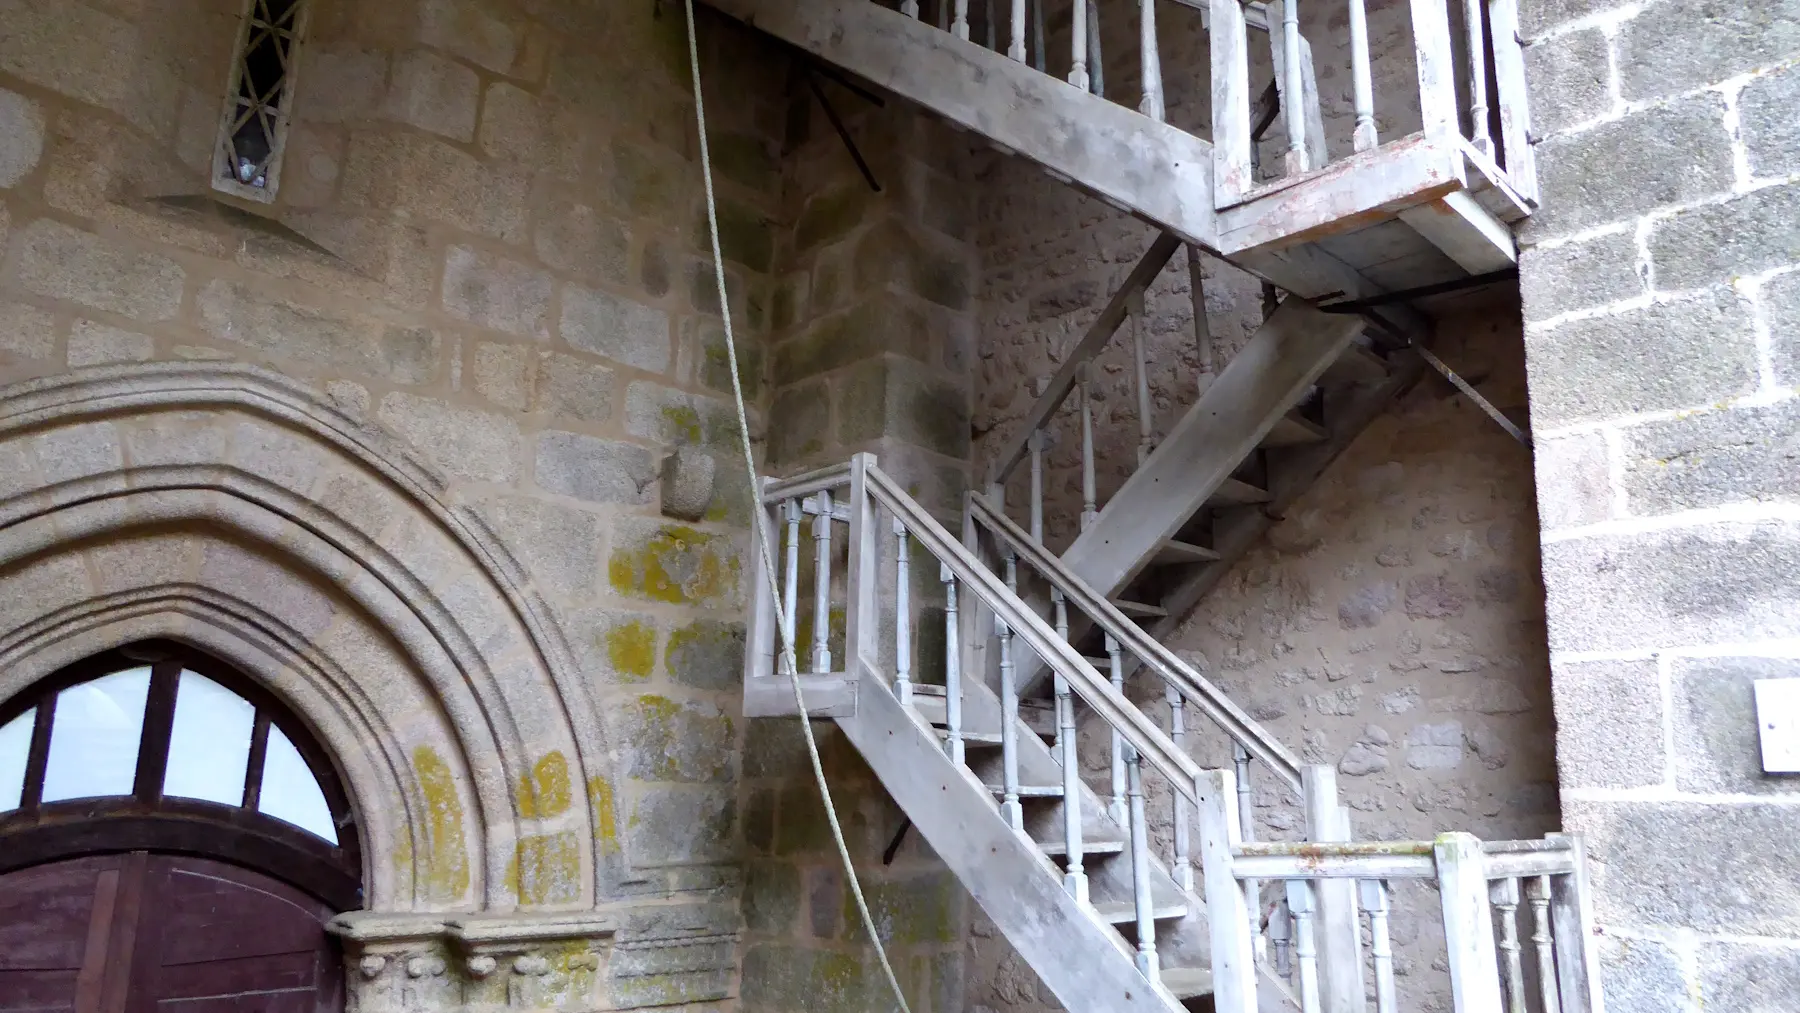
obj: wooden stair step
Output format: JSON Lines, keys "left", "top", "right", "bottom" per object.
{"left": 1158, "top": 966, "right": 1215, "bottom": 1001}
{"left": 984, "top": 783, "right": 1065, "bottom": 798}
{"left": 1262, "top": 411, "right": 1329, "bottom": 448}
{"left": 1154, "top": 538, "right": 1220, "bottom": 564}
{"left": 935, "top": 729, "right": 1004, "bottom": 747}
{"left": 1207, "top": 478, "right": 1271, "bottom": 506}
{"left": 1094, "top": 900, "right": 1190, "bottom": 925}
{"left": 1037, "top": 838, "right": 1127, "bottom": 857}
{"left": 1109, "top": 598, "right": 1168, "bottom": 618}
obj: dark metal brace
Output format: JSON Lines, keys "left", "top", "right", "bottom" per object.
{"left": 808, "top": 71, "right": 884, "bottom": 193}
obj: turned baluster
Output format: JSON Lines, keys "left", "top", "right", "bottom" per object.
{"left": 1167, "top": 686, "right": 1192, "bottom": 892}
{"left": 1288, "top": 881, "right": 1322, "bottom": 1013}
{"left": 1493, "top": 877, "right": 1528, "bottom": 1013}
{"left": 953, "top": 0, "right": 969, "bottom": 39}
{"left": 781, "top": 499, "right": 801, "bottom": 674}
{"left": 901, "top": 0, "right": 919, "bottom": 17}
{"left": 998, "top": 552, "right": 1022, "bottom": 828}
{"left": 1281, "top": 0, "right": 1308, "bottom": 174}
{"left": 1069, "top": 0, "right": 1090, "bottom": 91}
{"left": 942, "top": 566, "right": 964, "bottom": 765}
{"left": 1008, "top": 0, "right": 1026, "bottom": 60}
{"left": 893, "top": 519, "right": 913, "bottom": 705}
{"left": 1138, "top": 0, "right": 1164, "bottom": 121}
{"left": 810, "top": 491, "right": 833, "bottom": 674}
{"left": 1087, "top": 0, "right": 1105, "bottom": 96}
{"left": 1359, "top": 879, "right": 1399, "bottom": 1013}
{"left": 1054, "top": 595, "right": 1085, "bottom": 901}
{"left": 986, "top": 0, "right": 997, "bottom": 50}
{"left": 1079, "top": 367, "right": 1098, "bottom": 528}
{"left": 1527, "top": 875, "right": 1563, "bottom": 1013}
{"left": 1233, "top": 742, "right": 1259, "bottom": 951}
{"left": 1464, "top": 0, "right": 1492, "bottom": 153}
{"left": 1127, "top": 745, "right": 1159, "bottom": 976}
{"left": 1106, "top": 634, "right": 1126, "bottom": 824}
{"left": 1348, "top": 0, "right": 1378, "bottom": 150}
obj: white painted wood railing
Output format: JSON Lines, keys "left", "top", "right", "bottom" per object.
{"left": 1211, "top": 0, "right": 1538, "bottom": 207}
{"left": 1199, "top": 767, "right": 1606, "bottom": 1013}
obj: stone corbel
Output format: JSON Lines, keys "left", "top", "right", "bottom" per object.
{"left": 329, "top": 912, "right": 616, "bottom": 1010}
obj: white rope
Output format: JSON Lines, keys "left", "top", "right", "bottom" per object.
{"left": 681, "top": 6, "right": 913, "bottom": 1011}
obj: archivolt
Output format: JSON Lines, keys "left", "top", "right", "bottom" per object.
{"left": 0, "top": 363, "right": 630, "bottom": 912}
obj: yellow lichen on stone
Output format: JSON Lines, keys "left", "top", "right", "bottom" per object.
{"left": 608, "top": 524, "right": 741, "bottom": 605}
{"left": 605, "top": 619, "right": 657, "bottom": 680}
{"left": 412, "top": 745, "right": 471, "bottom": 903}
{"left": 509, "top": 830, "right": 582, "bottom": 906}
{"left": 518, "top": 751, "right": 573, "bottom": 819}
{"left": 589, "top": 774, "right": 620, "bottom": 854}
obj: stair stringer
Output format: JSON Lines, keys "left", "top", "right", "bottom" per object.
{"left": 838, "top": 657, "right": 1191, "bottom": 1013}
{"left": 699, "top": 0, "right": 1218, "bottom": 250}
{"left": 1062, "top": 299, "right": 1365, "bottom": 597}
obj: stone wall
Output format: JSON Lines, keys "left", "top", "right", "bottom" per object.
{"left": 1518, "top": 0, "right": 1800, "bottom": 1006}
{"left": 738, "top": 73, "right": 981, "bottom": 1013}
{"left": 0, "top": 0, "right": 795, "bottom": 1008}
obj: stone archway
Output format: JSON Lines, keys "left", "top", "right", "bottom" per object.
{"left": 0, "top": 363, "right": 628, "bottom": 1002}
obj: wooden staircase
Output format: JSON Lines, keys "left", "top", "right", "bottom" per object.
{"left": 705, "top": 3, "right": 1600, "bottom": 1012}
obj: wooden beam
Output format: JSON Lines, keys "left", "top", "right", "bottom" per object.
{"left": 1060, "top": 299, "right": 1365, "bottom": 595}
{"left": 835, "top": 660, "right": 1186, "bottom": 1013}
{"left": 987, "top": 232, "right": 1182, "bottom": 487}
{"left": 702, "top": 0, "right": 1218, "bottom": 248}
{"left": 1399, "top": 189, "right": 1516, "bottom": 274}
{"left": 744, "top": 673, "right": 857, "bottom": 717}
{"left": 1215, "top": 132, "right": 1463, "bottom": 249}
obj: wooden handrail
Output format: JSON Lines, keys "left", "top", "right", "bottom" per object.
{"left": 967, "top": 491, "right": 1304, "bottom": 789}
{"left": 861, "top": 463, "right": 1208, "bottom": 805}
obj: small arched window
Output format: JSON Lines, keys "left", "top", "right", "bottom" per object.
{"left": 0, "top": 642, "right": 360, "bottom": 909}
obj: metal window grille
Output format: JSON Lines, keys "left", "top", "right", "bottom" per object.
{"left": 212, "top": 0, "right": 310, "bottom": 202}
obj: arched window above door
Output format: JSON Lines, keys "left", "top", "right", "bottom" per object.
{"left": 0, "top": 642, "right": 361, "bottom": 910}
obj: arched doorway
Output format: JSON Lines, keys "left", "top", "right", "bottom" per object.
{"left": 0, "top": 641, "right": 359, "bottom": 1011}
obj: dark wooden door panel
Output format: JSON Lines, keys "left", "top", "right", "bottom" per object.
{"left": 0, "top": 854, "right": 343, "bottom": 1013}
{"left": 0, "top": 855, "right": 125, "bottom": 1013}
{"left": 128, "top": 856, "right": 341, "bottom": 1013}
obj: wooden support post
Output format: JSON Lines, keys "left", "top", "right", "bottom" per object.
{"left": 1210, "top": 0, "right": 1252, "bottom": 203}
{"left": 1411, "top": 0, "right": 1459, "bottom": 139}
{"left": 1199, "top": 769, "right": 1259, "bottom": 1013}
{"left": 1304, "top": 766, "right": 1365, "bottom": 1013}
{"left": 1548, "top": 834, "right": 1605, "bottom": 1013}
{"left": 1436, "top": 832, "right": 1505, "bottom": 1013}
{"left": 844, "top": 453, "right": 880, "bottom": 669}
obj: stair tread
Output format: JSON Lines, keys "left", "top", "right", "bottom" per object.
{"left": 1159, "top": 966, "right": 1215, "bottom": 1000}
{"left": 1109, "top": 598, "right": 1168, "bottom": 618}
{"left": 1261, "top": 412, "right": 1329, "bottom": 448}
{"left": 1207, "top": 477, "right": 1272, "bottom": 506}
{"left": 1093, "top": 900, "right": 1190, "bottom": 924}
{"left": 1036, "top": 837, "right": 1127, "bottom": 856}
{"left": 984, "top": 783, "right": 1065, "bottom": 798}
{"left": 935, "top": 729, "right": 1003, "bottom": 745}
{"left": 1154, "top": 538, "right": 1220, "bottom": 564}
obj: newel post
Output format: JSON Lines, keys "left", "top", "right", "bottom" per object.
{"left": 1436, "top": 833, "right": 1505, "bottom": 1013}
{"left": 744, "top": 477, "right": 781, "bottom": 686}
{"left": 1303, "top": 766, "right": 1365, "bottom": 1013}
{"left": 1409, "top": 0, "right": 1459, "bottom": 140}
{"left": 843, "top": 453, "right": 881, "bottom": 671}
{"left": 1198, "top": 769, "right": 1258, "bottom": 1013}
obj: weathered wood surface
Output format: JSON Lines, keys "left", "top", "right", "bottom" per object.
{"left": 1061, "top": 299, "right": 1365, "bottom": 596}
{"left": 1399, "top": 189, "right": 1516, "bottom": 274}
{"left": 837, "top": 659, "right": 1189, "bottom": 1013}
{"left": 701, "top": 0, "right": 1218, "bottom": 247}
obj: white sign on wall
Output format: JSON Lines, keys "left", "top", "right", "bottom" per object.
{"left": 1753, "top": 679, "right": 1800, "bottom": 775}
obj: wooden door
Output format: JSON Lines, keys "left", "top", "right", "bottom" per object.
{"left": 0, "top": 854, "right": 342, "bottom": 1013}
